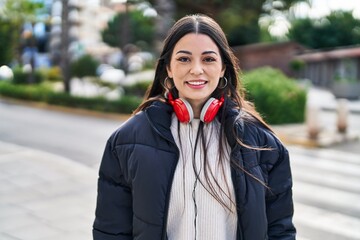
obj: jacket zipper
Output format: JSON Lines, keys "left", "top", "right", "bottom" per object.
{"left": 145, "top": 113, "right": 180, "bottom": 240}
{"left": 230, "top": 146, "right": 244, "bottom": 240}
{"left": 161, "top": 146, "right": 179, "bottom": 240}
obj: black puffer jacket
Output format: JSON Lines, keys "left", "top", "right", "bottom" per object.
{"left": 93, "top": 100, "right": 296, "bottom": 240}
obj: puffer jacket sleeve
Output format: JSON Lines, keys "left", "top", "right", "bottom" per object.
{"left": 265, "top": 139, "right": 296, "bottom": 240}
{"left": 93, "top": 136, "right": 132, "bottom": 240}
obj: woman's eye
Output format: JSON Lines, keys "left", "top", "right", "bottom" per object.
{"left": 204, "top": 57, "right": 216, "bottom": 62}
{"left": 177, "top": 57, "right": 190, "bottom": 62}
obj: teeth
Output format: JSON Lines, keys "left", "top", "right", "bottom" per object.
{"left": 187, "top": 81, "right": 206, "bottom": 85}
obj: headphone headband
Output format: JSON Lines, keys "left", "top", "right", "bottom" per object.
{"left": 167, "top": 93, "right": 224, "bottom": 123}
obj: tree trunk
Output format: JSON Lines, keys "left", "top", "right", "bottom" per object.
{"left": 61, "top": 0, "right": 71, "bottom": 93}
{"left": 153, "top": 0, "right": 176, "bottom": 56}
{"left": 28, "top": 23, "right": 36, "bottom": 84}
{"left": 120, "top": 2, "right": 130, "bottom": 75}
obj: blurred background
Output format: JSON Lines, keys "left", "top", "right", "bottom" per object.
{"left": 0, "top": 0, "right": 359, "bottom": 239}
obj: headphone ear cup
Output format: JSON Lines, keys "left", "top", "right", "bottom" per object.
{"left": 200, "top": 97, "right": 224, "bottom": 123}
{"left": 170, "top": 98, "right": 194, "bottom": 123}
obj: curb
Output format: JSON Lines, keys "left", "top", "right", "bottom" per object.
{"left": 274, "top": 124, "right": 359, "bottom": 148}
{"left": 322, "top": 106, "right": 360, "bottom": 115}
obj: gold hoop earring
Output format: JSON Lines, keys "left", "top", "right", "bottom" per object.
{"left": 162, "top": 77, "right": 175, "bottom": 90}
{"left": 218, "top": 77, "right": 228, "bottom": 89}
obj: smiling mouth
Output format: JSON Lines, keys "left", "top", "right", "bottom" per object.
{"left": 186, "top": 80, "right": 207, "bottom": 86}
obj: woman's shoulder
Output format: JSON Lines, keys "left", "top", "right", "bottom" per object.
{"left": 108, "top": 101, "right": 173, "bottom": 147}
{"left": 108, "top": 111, "right": 150, "bottom": 145}
{"left": 239, "top": 117, "right": 289, "bottom": 169}
{"left": 239, "top": 113, "right": 285, "bottom": 151}
{"left": 120, "top": 111, "right": 148, "bottom": 130}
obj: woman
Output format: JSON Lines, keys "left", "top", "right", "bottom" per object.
{"left": 93, "top": 14, "right": 296, "bottom": 240}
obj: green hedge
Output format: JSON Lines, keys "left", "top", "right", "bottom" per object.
{"left": 243, "top": 67, "right": 306, "bottom": 124}
{"left": 0, "top": 81, "right": 50, "bottom": 101}
{"left": 123, "top": 80, "right": 152, "bottom": 97}
{"left": 0, "top": 81, "right": 142, "bottom": 114}
{"left": 12, "top": 68, "right": 44, "bottom": 84}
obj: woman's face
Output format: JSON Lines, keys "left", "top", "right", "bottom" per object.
{"left": 167, "top": 33, "right": 225, "bottom": 106}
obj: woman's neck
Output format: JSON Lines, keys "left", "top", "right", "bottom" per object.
{"left": 188, "top": 100, "right": 206, "bottom": 119}
{"left": 190, "top": 103, "right": 202, "bottom": 118}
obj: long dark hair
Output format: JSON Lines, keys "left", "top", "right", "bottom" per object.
{"left": 134, "top": 14, "right": 267, "bottom": 123}
{"left": 134, "top": 14, "right": 272, "bottom": 211}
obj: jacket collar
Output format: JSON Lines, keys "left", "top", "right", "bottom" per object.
{"left": 144, "top": 101, "right": 175, "bottom": 143}
{"left": 220, "top": 98, "right": 244, "bottom": 148}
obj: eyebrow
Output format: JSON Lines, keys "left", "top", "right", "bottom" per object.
{"left": 176, "top": 50, "right": 218, "bottom": 55}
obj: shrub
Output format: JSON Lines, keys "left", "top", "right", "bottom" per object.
{"left": 70, "top": 54, "right": 99, "bottom": 78}
{"left": 0, "top": 81, "right": 51, "bottom": 101}
{"left": 45, "top": 92, "right": 141, "bottom": 113}
{"left": 12, "top": 67, "right": 44, "bottom": 84}
{"left": 123, "top": 80, "right": 151, "bottom": 97}
{"left": 289, "top": 59, "right": 305, "bottom": 72}
{"left": 112, "top": 95, "right": 142, "bottom": 113}
{"left": 39, "top": 67, "right": 63, "bottom": 82}
{"left": 243, "top": 67, "right": 307, "bottom": 124}
{"left": 0, "top": 81, "right": 142, "bottom": 114}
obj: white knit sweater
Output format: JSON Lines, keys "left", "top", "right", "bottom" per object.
{"left": 167, "top": 115, "right": 237, "bottom": 240}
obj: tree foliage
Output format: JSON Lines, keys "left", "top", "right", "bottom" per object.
{"left": 148, "top": 0, "right": 308, "bottom": 46}
{"left": 102, "top": 9, "right": 156, "bottom": 50}
{"left": 0, "top": 18, "right": 16, "bottom": 65}
{"left": 288, "top": 10, "right": 360, "bottom": 49}
{"left": 0, "top": 0, "right": 44, "bottom": 65}
{"left": 0, "top": 0, "right": 44, "bottom": 24}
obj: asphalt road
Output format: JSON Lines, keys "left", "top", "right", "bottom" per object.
{"left": 1, "top": 98, "right": 360, "bottom": 167}
{"left": 0, "top": 99, "right": 123, "bottom": 168}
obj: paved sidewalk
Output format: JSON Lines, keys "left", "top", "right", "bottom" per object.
{"left": 0, "top": 141, "right": 98, "bottom": 240}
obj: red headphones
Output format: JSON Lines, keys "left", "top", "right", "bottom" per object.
{"left": 167, "top": 93, "right": 224, "bottom": 123}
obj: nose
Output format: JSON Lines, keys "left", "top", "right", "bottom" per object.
{"left": 190, "top": 60, "right": 204, "bottom": 75}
